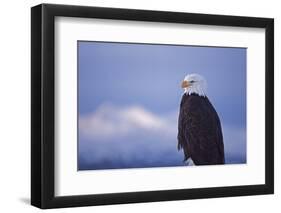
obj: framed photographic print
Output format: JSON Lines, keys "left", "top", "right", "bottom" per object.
{"left": 31, "top": 3, "right": 274, "bottom": 209}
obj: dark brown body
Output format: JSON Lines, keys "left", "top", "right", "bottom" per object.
{"left": 177, "top": 93, "right": 225, "bottom": 165}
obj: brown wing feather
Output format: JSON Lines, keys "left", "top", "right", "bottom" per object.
{"left": 177, "top": 94, "right": 225, "bottom": 165}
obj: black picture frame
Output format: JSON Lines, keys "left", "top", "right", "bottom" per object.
{"left": 31, "top": 3, "right": 274, "bottom": 209}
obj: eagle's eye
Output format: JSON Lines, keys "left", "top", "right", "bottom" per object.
{"left": 190, "top": 80, "right": 195, "bottom": 83}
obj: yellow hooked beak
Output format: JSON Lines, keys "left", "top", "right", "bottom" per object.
{"left": 181, "top": 80, "right": 190, "bottom": 88}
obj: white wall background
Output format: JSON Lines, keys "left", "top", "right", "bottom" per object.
{"left": 0, "top": 0, "right": 279, "bottom": 212}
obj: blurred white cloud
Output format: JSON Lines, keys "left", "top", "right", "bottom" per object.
{"left": 79, "top": 103, "right": 177, "bottom": 140}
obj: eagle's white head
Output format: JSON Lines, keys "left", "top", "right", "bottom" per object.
{"left": 181, "top": 73, "right": 207, "bottom": 97}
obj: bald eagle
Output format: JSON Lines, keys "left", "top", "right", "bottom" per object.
{"left": 177, "top": 74, "right": 225, "bottom": 165}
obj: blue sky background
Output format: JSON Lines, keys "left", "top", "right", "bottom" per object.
{"left": 78, "top": 41, "right": 246, "bottom": 170}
